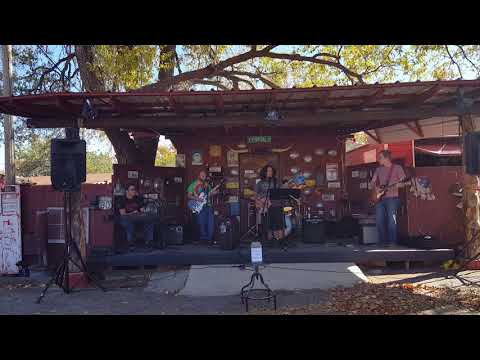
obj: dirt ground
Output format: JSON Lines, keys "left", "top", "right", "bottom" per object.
{"left": 1, "top": 266, "right": 479, "bottom": 315}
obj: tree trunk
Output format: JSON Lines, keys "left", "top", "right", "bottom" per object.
{"left": 460, "top": 113, "right": 480, "bottom": 259}
{"left": 70, "top": 45, "right": 178, "bottom": 265}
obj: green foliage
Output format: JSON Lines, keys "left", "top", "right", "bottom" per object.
{"left": 87, "top": 151, "right": 115, "bottom": 174}
{"left": 15, "top": 135, "right": 114, "bottom": 176}
{"left": 16, "top": 134, "right": 51, "bottom": 177}
{"left": 155, "top": 144, "right": 176, "bottom": 167}
{"left": 89, "top": 45, "right": 157, "bottom": 91}
{"left": 346, "top": 132, "right": 369, "bottom": 152}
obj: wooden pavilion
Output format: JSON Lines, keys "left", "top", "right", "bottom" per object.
{"left": 1, "top": 79, "right": 480, "bottom": 268}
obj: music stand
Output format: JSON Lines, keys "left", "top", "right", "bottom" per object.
{"left": 240, "top": 200, "right": 260, "bottom": 242}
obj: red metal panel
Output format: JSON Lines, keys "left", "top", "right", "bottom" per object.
{"left": 88, "top": 210, "right": 114, "bottom": 249}
{"left": 405, "top": 166, "right": 464, "bottom": 247}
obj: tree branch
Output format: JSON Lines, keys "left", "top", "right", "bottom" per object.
{"left": 457, "top": 45, "right": 480, "bottom": 75}
{"left": 217, "top": 70, "right": 280, "bottom": 89}
{"left": 261, "top": 51, "right": 365, "bottom": 84}
{"left": 191, "top": 79, "right": 229, "bottom": 90}
{"left": 174, "top": 49, "right": 182, "bottom": 74}
{"left": 135, "top": 45, "right": 279, "bottom": 92}
{"left": 445, "top": 45, "right": 463, "bottom": 78}
{"left": 32, "top": 50, "right": 76, "bottom": 93}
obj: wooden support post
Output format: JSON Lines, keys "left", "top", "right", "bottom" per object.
{"left": 66, "top": 126, "right": 87, "bottom": 269}
{"left": 460, "top": 113, "right": 480, "bottom": 259}
{"left": 1, "top": 45, "right": 15, "bottom": 185}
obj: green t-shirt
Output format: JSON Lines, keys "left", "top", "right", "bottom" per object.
{"left": 187, "top": 179, "right": 212, "bottom": 200}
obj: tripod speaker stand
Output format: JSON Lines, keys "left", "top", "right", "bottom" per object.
{"left": 36, "top": 192, "right": 106, "bottom": 303}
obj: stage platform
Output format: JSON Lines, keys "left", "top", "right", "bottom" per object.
{"left": 87, "top": 240, "right": 455, "bottom": 268}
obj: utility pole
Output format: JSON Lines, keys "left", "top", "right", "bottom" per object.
{"left": 1, "top": 45, "right": 15, "bottom": 185}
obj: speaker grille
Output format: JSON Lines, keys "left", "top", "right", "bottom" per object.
{"left": 50, "top": 139, "right": 86, "bottom": 192}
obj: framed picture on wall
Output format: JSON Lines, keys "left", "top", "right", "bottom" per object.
{"left": 227, "top": 150, "right": 239, "bottom": 167}
{"left": 192, "top": 150, "right": 203, "bottom": 166}
{"left": 209, "top": 145, "right": 222, "bottom": 157}
{"left": 176, "top": 154, "right": 186, "bottom": 168}
{"left": 326, "top": 163, "right": 338, "bottom": 181}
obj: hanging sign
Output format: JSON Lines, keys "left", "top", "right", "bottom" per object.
{"left": 328, "top": 182, "right": 341, "bottom": 189}
{"left": 326, "top": 163, "right": 338, "bottom": 181}
{"left": 244, "top": 188, "right": 255, "bottom": 197}
{"left": 247, "top": 136, "right": 271, "bottom": 144}
{"left": 322, "top": 193, "right": 335, "bottom": 202}
{"left": 128, "top": 171, "right": 139, "bottom": 179}
{"left": 351, "top": 170, "right": 359, "bottom": 178}
{"left": 209, "top": 166, "right": 222, "bottom": 173}
{"left": 226, "top": 182, "right": 239, "bottom": 189}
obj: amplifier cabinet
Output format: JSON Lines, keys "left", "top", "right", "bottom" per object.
{"left": 302, "top": 218, "right": 327, "bottom": 243}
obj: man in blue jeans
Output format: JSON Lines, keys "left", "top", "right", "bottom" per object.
{"left": 370, "top": 150, "right": 406, "bottom": 248}
{"left": 117, "top": 184, "right": 155, "bottom": 252}
{"left": 187, "top": 170, "right": 219, "bottom": 244}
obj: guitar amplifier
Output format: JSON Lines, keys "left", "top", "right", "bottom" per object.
{"left": 216, "top": 216, "right": 240, "bottom": 250}
{"left": 302, "top": 218, "right": 326, "bottom": 243}
{"left": 162, "top": 224, "right": 184, "bottom": 245}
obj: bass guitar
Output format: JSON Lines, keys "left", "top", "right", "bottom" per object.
{"left": 188, "top": 179, "right": 224, "bottom": 214}
{"left": 370, "top": 178, "right": 410, "bottom": 205}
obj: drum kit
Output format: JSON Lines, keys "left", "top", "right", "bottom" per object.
{"left": 241, "top": 191, "right": 306, "bottom": 242}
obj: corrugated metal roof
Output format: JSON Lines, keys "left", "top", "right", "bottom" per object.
{"left": 1, "top": 79, "right": 480, "bottom": 133}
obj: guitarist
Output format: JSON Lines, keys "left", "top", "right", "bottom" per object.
{"left": 370, "top": 150, "right": 407, "bottom": 248}
{"left": 255, "top": 165, "right": 286, "bottom": 244}
{"left": 187, "top": 169, "right": 219, "bottom": 244}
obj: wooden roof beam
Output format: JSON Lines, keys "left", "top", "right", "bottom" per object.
{"left": 215, "top": 94, "right": 224, "bottom": 115}
{"left": 168, "top": 95, "right": 184, "bottom": 114}
{"left": 362, "top": 88, "right": 385, "bottom": 107}
{"left": 405, "top": 121, "right": 425, "bottom": 137}
{"left": 365, "top": 130, "right": 381, "bottom": 143}
{"left": 55, "top": 97, "right": 78, "bottom": 114}
{"left": 110, "top": 97, "right": 131, "bottom": 115}
{"left": 412, "top": 84, "right": 441, "bottom": 105}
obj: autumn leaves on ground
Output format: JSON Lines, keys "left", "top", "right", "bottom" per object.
{"left": 257, "top": 283, "right": 480, "bottom": 315}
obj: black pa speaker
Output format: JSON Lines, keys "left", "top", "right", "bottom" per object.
{"left": 464, "top": 132, "right": 480, "bottom": 175}
{"left": 51, "top": 139, "right": 86, "bottom": 192}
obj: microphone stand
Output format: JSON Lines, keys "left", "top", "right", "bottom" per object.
{"left": 262, "top": 178, "right": 277, "bottom": 247}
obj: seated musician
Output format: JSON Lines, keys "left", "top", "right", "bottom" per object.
{"left": 187, "top": 169, "right": 220, "bottom": 244}
{"left": 117, "top": 183, "right": 155, "bottom": 252}
{"left": 255, "top": 165, "right": 286, "bottom": 243}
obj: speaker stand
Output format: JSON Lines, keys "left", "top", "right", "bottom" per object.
{"left": 36, "top": 192, "right": 106, "bottom": 304}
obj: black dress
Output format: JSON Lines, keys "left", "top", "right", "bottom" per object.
{"left": 255, "top": 178, "right": 286, "bottom": 231}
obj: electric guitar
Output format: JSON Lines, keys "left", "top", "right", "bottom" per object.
{"left": 370, "top": 178, "right": 410, "bottom": 205}
{"left": 188, "top": 180, "right": 224, "bottom": 214}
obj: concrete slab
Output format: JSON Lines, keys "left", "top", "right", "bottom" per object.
{"left": 144, "top": 269, "right": 189, "bottom": 295}
{"left": 179, "top": 263, "right": 367, "bottom": 297}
